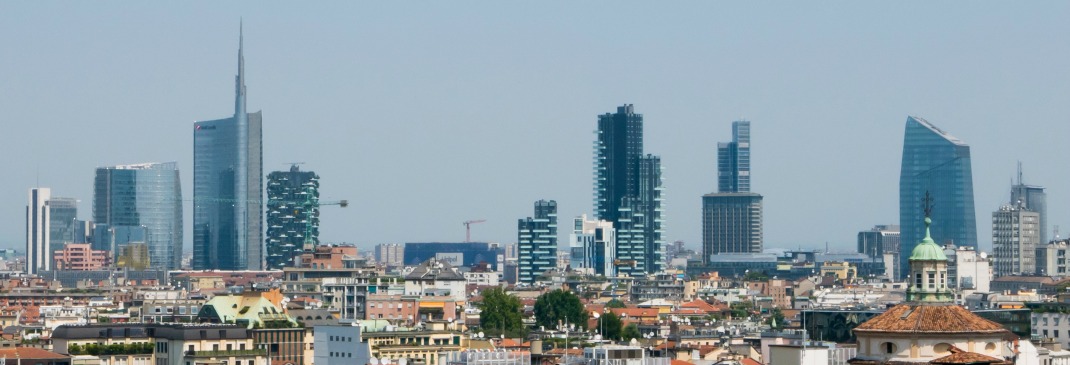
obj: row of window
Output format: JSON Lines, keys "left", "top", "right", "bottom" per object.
{"left": 153, "top": 306, "right": 199, "bottom": 315}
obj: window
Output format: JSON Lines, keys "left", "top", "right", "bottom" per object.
{"left": 985, "top": 342, "right": 997, "bottom": 353}
{"left": 882, "top": 342, "right": 897, "bottom": 354}
{"left": 928, "top": 272, "right": 936, "bottom": 289}
{"left": 934, "top": 343, "right": 951, "bottom": 354}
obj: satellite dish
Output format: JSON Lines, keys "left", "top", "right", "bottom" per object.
{"left": 980, "top": 252, "right": 988, "bottom": 259}
{"left": 478, "top": 331, "right": 485, "bottom": 338}
{"left": 370, "top": 358, "right": 379, "bottom": 365}
{"left": 592, "top": 312, "right": 600, "bottom": 319}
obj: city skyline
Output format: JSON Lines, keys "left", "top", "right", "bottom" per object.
{"left": 2, "top": 3, "right": 1069, "bottom": 254}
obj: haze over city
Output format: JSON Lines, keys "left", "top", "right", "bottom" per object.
{"left": 2, "top": 2, "right": 1068, "bottom": 253}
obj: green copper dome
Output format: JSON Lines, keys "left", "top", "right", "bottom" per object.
{"left": 910, "top": 217, "right": 947, "bottom": 261}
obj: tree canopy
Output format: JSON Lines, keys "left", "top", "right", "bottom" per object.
{"left": 479, "top": 287, "right": 526, "bottom": 337}
{"left": 765, "top": 307, "right": 785, "bottom": 329}
{"left": 605, "top": 299, "right": 627, "bottom": 308}
{"left": 534, "top": 289, "right": 588, "bottom": 330}
{"left": 596, "top": 310, "right": 623, "bottom": 341}
{"left": 621, "top": 323, "right": 641, "bottom": 341}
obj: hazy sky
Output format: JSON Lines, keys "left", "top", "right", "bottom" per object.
{"left": 2, "top": 2, "right": 1068, "bottom": 254}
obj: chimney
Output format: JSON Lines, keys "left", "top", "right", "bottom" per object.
{"left": 531, "top": 340, "right": 543, "bottom": 355}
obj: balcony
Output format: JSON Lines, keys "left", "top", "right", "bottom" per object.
{"left": 187, "top": 349, "right": 267, "bottom": 357}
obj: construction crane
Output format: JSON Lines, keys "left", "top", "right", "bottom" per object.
{"left": 463, "top": 219, "right": 486, "bottom": 242}
{"left": 298, "top": 185, "right": 348, "bottom": 251}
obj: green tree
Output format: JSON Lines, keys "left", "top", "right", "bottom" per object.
{"left": 595, "top": 311, "right": 623, "bottom": 341}
{"left": 621, "top": 323, "right": 641, "bottom": 341}
{"left": 605, "top": 299, "right": 627, "bottom": 309}
{"left": 479, "top": 287, "right": 525, "bottom": 337}
{"left": 765, "top": 307, "right": 785, "bottom": 329}
{"left": 729, "top": 301, "right": 754, "bottom": 319}
{"left": 534, "top": 289, "right": 588, "bottom": 330}
{"left": 743, "top": 271, "right": 769, "bottom": 281}
{"left": 67, "top": 343, "right": 83, "bottom": 355}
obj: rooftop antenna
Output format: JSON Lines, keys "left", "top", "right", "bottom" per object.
{"left": 1017, "top": 161, "right": 1023, "bottom": 186}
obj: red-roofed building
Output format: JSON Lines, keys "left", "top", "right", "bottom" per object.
{"left": 609, "top": 308, "right": 660, "bottom": 324}
{"left": 0, "top": 347, "right": 70, "bottom": 365}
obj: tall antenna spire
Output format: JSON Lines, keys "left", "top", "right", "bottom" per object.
{"left": 1017, "top": 161, "right": 1023, "bottom": 186}
{"left": 235, "top": 19, "right": 246, "bottom": 118}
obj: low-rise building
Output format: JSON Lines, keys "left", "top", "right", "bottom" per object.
{"left": 315, "top": 320, "right": 464, "bottom": 365}
{"left": 582, "top": 345, "right": 669, "bottom": 365}
{"left": 404, "top": 259, "right": 467, "bottom": 303}
{"left": 53, "top": 244, "right": 111, "bottom": 271}
{"left": 313, "top": 323, "right": 367, "bottom": 365}
{"left": 0, "top": 348, "right": 71, "bottom": 365}
{"left": 51, "top": 323, "right": 266, "bottom": 365}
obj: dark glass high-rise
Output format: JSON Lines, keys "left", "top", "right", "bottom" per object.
{"left": 898, "top": 116, "right": 976, "bottom": 278}
{"left": 193, "top": 27, "right": 264, "bottom": 270}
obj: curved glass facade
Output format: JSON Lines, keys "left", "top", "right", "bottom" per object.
{"left": 93, "top": 162, "right": 183, "bottom": 269}
{"left": 899, "top": 116, "right": 977, "bottom": 279}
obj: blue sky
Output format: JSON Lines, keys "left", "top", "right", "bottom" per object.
{"left": 1, "top": 2, "right": 1068, "bottom": 253}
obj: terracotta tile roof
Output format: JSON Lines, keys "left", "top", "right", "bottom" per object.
{"left": 671, "top": 360, "right": 693, "bottom": 365}
{"left": 0, "top": 347, "right": 69, "bottom": 359}
{"left": 853, "top": 303, "right": 1007, "bottom": 334}
{"left": 609, "top": 308, "right": 660, "bottom": 318}
{"left": 739, "top": 359, "right": 761, "bottom": 365}
{"left": 669, "top": 308, "right": 707, "bottom": 316}
{"left": 681, "top": 299, "right": 719, "bottom": 313}
{"left": 930, "top": 350, "right": 1007, "bottom": 364}
{"left": 655, "top": 341, "right": 677, "bottom": 350}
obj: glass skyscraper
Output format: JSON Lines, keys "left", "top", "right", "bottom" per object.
{"left": 265, "top": 165, "right": 320, "bottom": 270}
{"left": 899, "top": 116, "right": 977, "bottom": 278}
{"left": 517, "top": 200, "right": 557, "bottom": 284}
{"left": 717, "top": 120, "right": 750, "bottom": 193}
{"left": 193, "top": 27, "right": 264, "bottom": 270}
{"left": 46, "top": 197, "right": 78, "bottom": 257}
{"left": 93, "top": 162, "right": 183, "bottom": 270}
{"left": 594, "top": 104, "right": 664, "bottom": 276}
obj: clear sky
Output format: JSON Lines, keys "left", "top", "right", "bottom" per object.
{"left": 1, "top": 2, "right": 1068, "bottom": 254}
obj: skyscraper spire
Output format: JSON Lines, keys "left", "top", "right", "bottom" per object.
{"left": 235, "top": 19, "right": 246, "bottom": 119}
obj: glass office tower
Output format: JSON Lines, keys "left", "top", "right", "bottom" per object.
{"left": 193, "top": 27, "right": 264, "bottom": 270}
{"left": 93, "top": 162, "right": 183, "bottom": 270}
{"left": 717, "top": 120, "right": 751, "bottom": 193}
{"left": 594, "top": 104, "right": 665, "bottom": 275}
{"left": 899, "top": 116, "right": 977, "bottom": 278}
{"left": 517, "top": 200, "right": 558, "bottom": 284}
{"left": 46, "top": 197, "right": 78, "bottom": 257}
